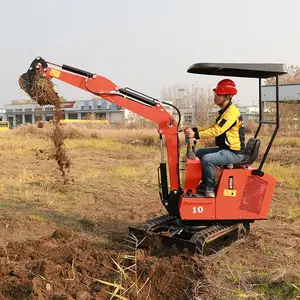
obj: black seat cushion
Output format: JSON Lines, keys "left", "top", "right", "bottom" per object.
{"left": 233, "top": 138, "right": 260, "bottom": 167}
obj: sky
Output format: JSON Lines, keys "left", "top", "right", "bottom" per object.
{"left": 1, "top": 0, "right": 300, "bottom": 107}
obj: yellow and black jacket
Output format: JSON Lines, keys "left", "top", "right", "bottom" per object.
{"left": 194, "top": 102, "right": 245, "bottom": 153}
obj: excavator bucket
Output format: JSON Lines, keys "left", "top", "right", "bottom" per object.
{"left": 129, "top": 215, "right": 250, "bottom": 255}
{"left": 19, "top": 57, "right": 58, "bottom": 106}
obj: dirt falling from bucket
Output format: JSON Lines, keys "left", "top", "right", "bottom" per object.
{"left": 50, "top": 99, "right": 71, "bottom": 182}
{"left": 20, "top": 72, "right": 71, "bottom": 182}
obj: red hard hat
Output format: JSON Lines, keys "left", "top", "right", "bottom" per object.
{"left": 213, "top": 79, "right": 237, "bottom": 95}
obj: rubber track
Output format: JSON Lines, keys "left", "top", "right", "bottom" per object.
{"left": 133, "top": 215, "right": 242, "bottom": 254}
{"left": 191, "top": 224, "right": 240, "bottom": 253}
{"left": 139, "top": 214, "right": 177, "bottom": 231}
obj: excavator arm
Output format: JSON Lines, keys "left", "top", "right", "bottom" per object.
{"left": 20, "top": 57, "right": 181, "bottom": 214}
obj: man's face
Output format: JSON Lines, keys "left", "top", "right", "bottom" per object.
{"left": 214, "top": 93, "right": 227, "bottom": 106}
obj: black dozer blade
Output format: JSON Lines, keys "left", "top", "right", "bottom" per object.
{"left": 128, "top": 215, "right": 250, "bottom": 255}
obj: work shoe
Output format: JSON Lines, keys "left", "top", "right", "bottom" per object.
{"left": 205, "top": 188, "right": 215, "bottom": 198}
{"left": 196, "top": 182, "right": 206, "bottom": 193}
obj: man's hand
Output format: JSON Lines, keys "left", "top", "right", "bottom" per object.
{"left": 184, "top": 128, "right": 195, "bottom": 138}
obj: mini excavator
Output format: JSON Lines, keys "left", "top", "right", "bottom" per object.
{"left": 19, "top": 57, "right": 287, "bottom": 254}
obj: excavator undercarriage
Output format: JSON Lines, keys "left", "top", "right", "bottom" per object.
{"left": 129, "top": 215, "right": 250, "bottom": 255}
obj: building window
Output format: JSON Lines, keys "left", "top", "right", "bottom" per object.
{"left": 15, "top": 109, "right": 23, "bottom": 112}
{"left": 89, "top": 106, "right": 92, "bottom": 110}
{"left": 24, "top": 108, "right": 32, "bottom": 112}
{"left": 6, "top": 109, "right": 13, "bottom": 112}
{"left": 45, "top": 107, "right": 53, "bottom": 111}
{"left": 95, "top": 113, "right": 106, "bottom": 119}
{"left": 46, "top": 116, "right": 53, "bottom": 121}
{"left": 25, "top": 115, "right": 32, "bottom": 123}
{"left": 68, "top": 113, "right": 78, "bottom": 120}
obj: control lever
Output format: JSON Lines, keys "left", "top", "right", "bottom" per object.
{"left": 185, "top": 137, "right": 196, "bottom": 159}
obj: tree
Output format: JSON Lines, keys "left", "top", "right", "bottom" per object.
{"left": 59, "top": 96, "right": 68, "bottom": 102}
{"left": 125, "top": 83, "right": 214, "bottom": 129}
{"left": 161, "top": 83, "right": 214, "bottom": 127}
{"left": 264, "top": 65, "right": 300, "bottom": 85}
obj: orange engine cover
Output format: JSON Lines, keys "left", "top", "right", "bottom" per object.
{"left": 180, "top": 159, "right": 276, "bottom": 221}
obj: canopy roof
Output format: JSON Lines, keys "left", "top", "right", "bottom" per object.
{"left": 187, "top": 63, "right": 287, "bottom": 78}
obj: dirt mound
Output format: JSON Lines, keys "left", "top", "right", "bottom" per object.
{"left": 0, "top": 229, "right": 204, "bottom": 300}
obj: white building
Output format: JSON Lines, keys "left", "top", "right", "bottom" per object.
{"left": 0, "top": 109, "right": 5, "bottom": 121}
{"left": 4, "top": 98, "right": 124, "bottom": 128}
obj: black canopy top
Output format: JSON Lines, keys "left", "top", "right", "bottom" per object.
{"left": 187, "top": 63, "right": 287, "bottom": 78}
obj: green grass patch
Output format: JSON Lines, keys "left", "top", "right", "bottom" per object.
{"left": 253, "top": 279, "right": 300, "bottom": 299}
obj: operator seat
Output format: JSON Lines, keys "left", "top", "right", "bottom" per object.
{"left": 227, "top": 138, "right": 261, "bottom": 168}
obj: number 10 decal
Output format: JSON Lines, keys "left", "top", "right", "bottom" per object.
{"left": 192, "top": 206, "right": 204, "bottom": 214}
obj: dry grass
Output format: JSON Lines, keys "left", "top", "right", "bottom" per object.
{"left": 0, "top": 132, "right": 51, "bottom": 154}
{"left": 93, "top": 233, "right": 151, "bottom": 300}
{"left": 0, "top": 126, "right": 299, "bottom": 299}
{"left": 12, "top": 123, "right": 160, "bottom": 146}
{"left": 273, "top": 137, "right": 300, "bottom": 147}
{"left": 262, "top": 162, "right": 300, "bottom": 189}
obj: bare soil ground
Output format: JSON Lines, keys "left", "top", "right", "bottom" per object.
{"left": 0, "top": 125, "right": 299, "bottom": 300}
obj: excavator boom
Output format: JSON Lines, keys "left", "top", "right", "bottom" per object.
{"left": 20, "top": 57, "right": 181, "bottom": 201}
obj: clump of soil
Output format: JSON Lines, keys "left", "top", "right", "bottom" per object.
{"left": 19, "top": 71, "right": 71, "bottom": 182}
{"left": 22, "top": 72, "right": 59, "bottom": 106}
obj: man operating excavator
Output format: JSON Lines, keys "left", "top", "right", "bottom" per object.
{"left": 184, "top": 79, "right": 245, "bottom": 198}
